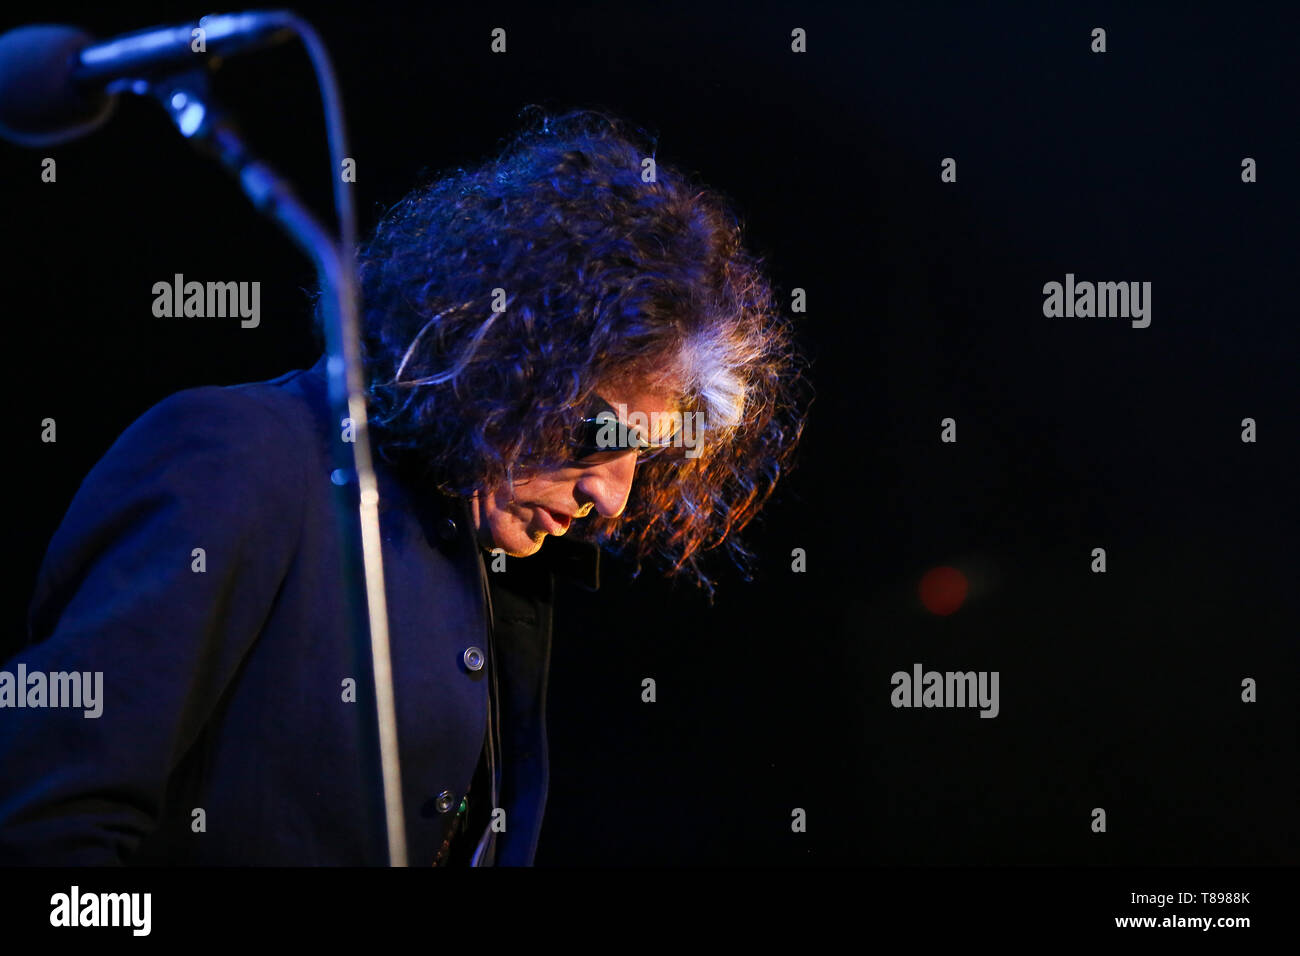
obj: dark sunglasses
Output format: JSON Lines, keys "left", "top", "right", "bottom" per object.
{"left": 567, "top": 397, "right": 688, "bottom": 464}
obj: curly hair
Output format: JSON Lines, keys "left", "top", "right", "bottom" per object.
{"left": 342, "top": 106, "right": 809, "bottom": 594}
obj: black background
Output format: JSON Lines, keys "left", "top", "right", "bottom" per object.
{"left": 3, "top": 0, "right": 1296, "bottom": 867}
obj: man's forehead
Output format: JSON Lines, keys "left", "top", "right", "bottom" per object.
{"left": 595, "top": 367, "right": 680, "bottom": 405}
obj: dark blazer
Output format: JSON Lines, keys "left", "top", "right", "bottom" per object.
{"left": 0, "top": 356, "right": 598, "bottom": 866}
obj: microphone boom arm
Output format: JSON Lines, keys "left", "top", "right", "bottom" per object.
{"left": 147, "top": 64, "right": 409, "bottom": 868}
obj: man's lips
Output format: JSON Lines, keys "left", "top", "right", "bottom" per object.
{"left": 533, "top": 506, "right": 571, "bottom": 535}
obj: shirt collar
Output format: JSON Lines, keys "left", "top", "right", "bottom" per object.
{"left": 539, "top": 535, "right": 601, "bottom": 591}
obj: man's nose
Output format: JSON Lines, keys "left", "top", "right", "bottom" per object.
{"left": 575, "top": 451, "right": 639, "bottom": 519}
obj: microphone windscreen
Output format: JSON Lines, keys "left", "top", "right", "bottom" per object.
{"left": 0, "top": 24, "right": 115, "bottom": 147}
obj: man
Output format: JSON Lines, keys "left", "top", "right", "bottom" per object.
{"left": 0, "top": 108, "right": 807, "bottom": 865}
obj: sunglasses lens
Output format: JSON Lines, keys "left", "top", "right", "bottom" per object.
{"left": 571, "top": 449, "right": 629, "bottom": 465}
{"left": 567, "top": 399, "right": 691, "bottom": 463}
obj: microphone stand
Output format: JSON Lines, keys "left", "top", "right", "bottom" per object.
{"left": 147, "top": 66, "right": 408, "bottom": 866}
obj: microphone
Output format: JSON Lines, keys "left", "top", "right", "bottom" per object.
{"left": 0, "top": 12, "right": 294, "bottom": 147}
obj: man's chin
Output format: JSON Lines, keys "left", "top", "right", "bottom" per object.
{"left": 499, "top": 530, "right": 545, "bottom": 558}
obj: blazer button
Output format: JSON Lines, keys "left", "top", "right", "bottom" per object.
{"left": 435, "top": 789, "right": 456, "bottom": 813}
{"left": 463, "top": 646, "right": 485, "bottom": 672}
{"left": 439, "top": 517, "right": 458, "bottom": 541}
